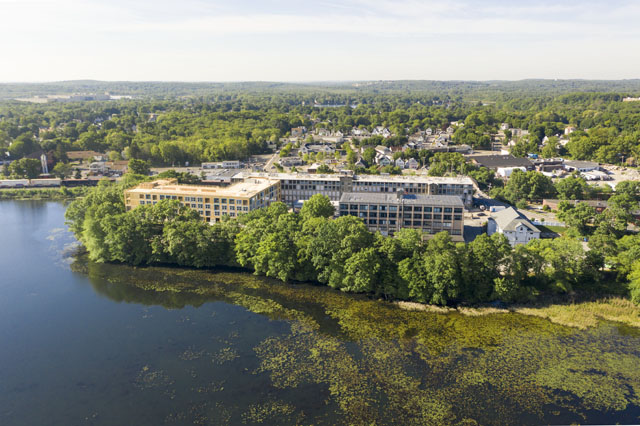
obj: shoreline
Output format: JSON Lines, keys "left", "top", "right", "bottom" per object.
{"left": 74, "top": 249, "right": 640, "bottom": 330}
{"left": 395, "top": 296, "right": 640, "bottom": 329}
{"left": 0, "top": 187, "right": 89, "bottom": 201}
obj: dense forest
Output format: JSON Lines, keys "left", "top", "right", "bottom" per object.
{"left": 2, "top": 80, "right": 640, "bottom": 171}
{"left": 65, "top": 177, "right": 640, "bottom": 306}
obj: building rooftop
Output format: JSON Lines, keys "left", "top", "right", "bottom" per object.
{"left": 491, "top": 207, "right": 540, "bottom": 232}
{"left": 126, "top": 178, "right": 279, "bottom": 198}
{"left": 353, "top": 174, "right": 474, "bottom": 185}
{"left": 564, "top": 160, "right": 599, "bottom": 169}
{"left": 243, "top": 172, "right": 474, "bottom": 185}
{"left": 470, "top": 155, "right": 533, "bottom": 169}
{"left": 340, "top": 192, "right": 464, "bottom": 207}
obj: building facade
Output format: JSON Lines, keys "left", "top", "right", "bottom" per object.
{"left": 487, "top": 207, "right": 540, "bottom": 246}
{"left": 338, "top": 192, "right": 465, "bottom": 240}
{"left": 248, "top": 172, "right": 474, "bottom": 207}
{"left": 124, "top": 178, "right": 280, "bottom": 223}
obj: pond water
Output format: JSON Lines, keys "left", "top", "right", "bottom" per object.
{"left": 1, "top": 200, "right": 639, "bottom": 425}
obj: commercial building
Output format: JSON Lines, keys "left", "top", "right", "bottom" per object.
{"left": 470, "top": 155, "right": 534, "bottom": 172}
{"left": 339, "top": 191, "right": 465, "bottom": 240}
{"left": 247, "top": 172, "right": 474, "bottom": 207}
{"left": 124, "top": 178, "right": 280, "bottom": 223}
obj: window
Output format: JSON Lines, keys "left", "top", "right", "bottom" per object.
{"left": 444, "top": 207, "right": 452, "bottom": 213}
{"left": 434, "top": 207, "right": 442, "bottom": 213}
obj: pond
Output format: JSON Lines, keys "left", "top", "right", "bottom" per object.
{"left": 1, "top": 200, "right": 639, "bottom": 425}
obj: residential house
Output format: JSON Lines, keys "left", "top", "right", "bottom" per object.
{"left": 487, "top": 207, "right": 541, "bottom": 246}
{"left": 376, "top": 155, "right": 392, "bottom": 166}
{"left": 406, "top": 158, "right": 419, "bottom": 169}
{"left": 291, "top": 127, "right": 307, "bottom": 138}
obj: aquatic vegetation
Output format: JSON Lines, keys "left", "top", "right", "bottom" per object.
{"left": 241, "top": 400, "right": 297, "bottom": 424}
{"left": 179, "top": 347, "right": 205, "bottom": 361}
{"left": 134, "top": 365, "right": 174, "bottom": 390}
{"left": 211, "top": 347, "right": 239, "bottom": 365}
{"left": 74, "top": 256, "right": 640, "bottom": 425}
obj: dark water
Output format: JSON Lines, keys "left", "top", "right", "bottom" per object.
{"left": 1, "top": 200, "right": 639, "bottom": 425}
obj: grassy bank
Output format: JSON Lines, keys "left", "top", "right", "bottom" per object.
{"left": 396, "top": 296, "right": 640, "bottom": 329}
{"left": 0, "top": 187, "right": 90, "bottom": 200}
{"left": 512, "top": 297, "right": 640, "bottom": 329}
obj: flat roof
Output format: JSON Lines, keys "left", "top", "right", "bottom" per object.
{"left": 126, "top": 178, "right": 278, "bottom": 198}
{"left": 353, "top": 175, "right": 474, "bottom": 185}
{"left": 564, "top": 160, "right": 599, "bottom": 168}
{"left": 245, "top": 172, "right": 473, "bottom": 185}
{"left": 340, "top": 192, "right": 464, "bottom": 207}
{"left": 471, "top": 155, "right": 533, "bottom": 169}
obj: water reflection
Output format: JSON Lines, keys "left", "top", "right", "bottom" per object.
{"left": 71, "top": 254, "right": 640, "bottom": 425}
{"left": 3, "top": 200, "right": 640, "bottom": 426}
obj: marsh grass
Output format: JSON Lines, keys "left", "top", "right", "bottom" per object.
{"left": 513, "top": 297, "right": 640, "bottom": 329}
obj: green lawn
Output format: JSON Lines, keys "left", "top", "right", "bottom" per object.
{"left": 536, "top": 225, "right": 568, "bottom": 235}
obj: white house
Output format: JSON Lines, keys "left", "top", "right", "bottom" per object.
{"left": 376, "top": 154, "right": 392, "bottom": 166}
{"left": 395, "top": 158, "right": 405, "bottom": 168}
{"left": 487, "top": 207, "right": 541, "bottom": 246}
{"left": 497, "top": 166, "right": 527, "bottom": 178}
{"left": 375, "top": 145, "right": 392, "bottom": 156}
{"left": 406, "top": 158, "right": 419, "bottom": 169}
{"left": 372, "top": 126, "right": 391, "bottom": 138}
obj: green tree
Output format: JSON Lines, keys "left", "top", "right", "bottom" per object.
{"left": 555, "top": 175, "right": 588, "bottom": 200}
{"left": 300, "top": 194, "right": 335, "bottom": 220}
{"left": 128, "top": 158, "right": 150, "bottom": 175}
{"left": 9, "top": 158, "right": 41, "bottom": 179}
{"left": 556, "top": 201, "right": 596, "bottom": 235}
{"left": 362, "top": 147, "right": 376, "bottom": 165}
{"left": 52, "top": 162, "right": 73, "bottom": 178}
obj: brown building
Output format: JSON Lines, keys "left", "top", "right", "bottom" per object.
{"left": 124, "top": 178, "right": 280, "bottom": 223}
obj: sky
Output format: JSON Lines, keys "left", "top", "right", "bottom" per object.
{"left": 1, "top": 0, "right": 639, "bottom": 82}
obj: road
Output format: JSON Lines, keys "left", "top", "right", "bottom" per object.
{"left": 263, "top": 151, "right": 279, "bottom": 171}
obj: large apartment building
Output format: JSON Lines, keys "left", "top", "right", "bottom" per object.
{"left": 246, "top": 172, "right": 474, "bottom": 207}
{"left": 124, "top": 178, "right": 280, "bottom": 222}
{"left": 338, "top": 191, "right": 465, "bottom": 240}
